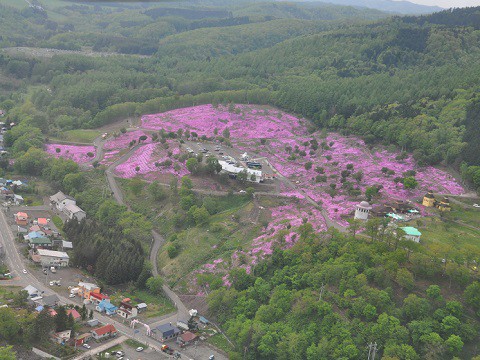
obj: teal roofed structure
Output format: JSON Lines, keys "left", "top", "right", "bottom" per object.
{"left": 400, "top": 227, "right": 422, "bottom": 243}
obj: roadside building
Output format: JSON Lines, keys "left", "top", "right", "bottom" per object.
{"left": 177, "top": 331, "right": 197, "bottom": 347}
{"left": 34, "top": 249, "right": 69, "bottom": 267}
{"left": 117, "top": 300, "right": 138, "bottom": 319}
{"left": 152, "top": 323, "right": 181, "bottom": 342}
{"left": 91, "top": 324, "right": 117, "bottom": 341}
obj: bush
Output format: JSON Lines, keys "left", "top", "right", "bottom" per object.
{"left": 167, "top": 242, "right": 181, "bottom": 258}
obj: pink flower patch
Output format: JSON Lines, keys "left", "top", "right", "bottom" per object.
{"left": 45, "top": 144, "right": 96, "bottom": 164}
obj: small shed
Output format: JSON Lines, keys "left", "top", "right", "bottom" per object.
{"left": 136, "top": 303, "right": 147, "bottom": 312}
{"left": 177, "top": 331, "right": 197, "bottom": 346}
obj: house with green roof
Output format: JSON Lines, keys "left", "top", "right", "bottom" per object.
{"left": 28, "top": 236, "right": 52, "bottom": 249}
{"left": 400, "top": 227, "right": 421, "bottom": 243}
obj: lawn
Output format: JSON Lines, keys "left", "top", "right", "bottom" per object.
{"left": 52, "top": 215, "right": 64, "bottom": 233}
{"left": 97, "top": 344, "right": 122, "bottom": 359}
{"left": 52, "top": 129, "right": 101, "bottom": 144}
{"left": 404, "top": 215, "right": 480, "bottom": 255}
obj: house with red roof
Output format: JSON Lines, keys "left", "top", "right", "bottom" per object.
{"left": 15, "top": 212, "right": 28, "bottom": 226}
{"left": 90, "top": 292, "right": 109, "bottom": 305}
{"left": 66, "top": 308, "right": 81, "bottom": 322}
{"left": 117, "top": 300, "right": 138, "bottom": 319}
{"left": 91, "top": 324, "right": 117, "bottom": 340}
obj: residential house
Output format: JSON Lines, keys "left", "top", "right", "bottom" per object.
{"left": 422, "top": 190, "right": 436, "bottom": 207}
{"left": 90, "top": 292, "right": 109, "bottom": 305}
{"left": 34, "top": 294, "right": 60, "bottom": 308}
{"left": 50, "top": 191, "right": 76, "bottom": 212}
{"left": 13, "top": 194, "right": 24, "bottom": 205}
{"left": 23, "top": 285, "right": 40, "bottom": 297}
{"left": 14, "top": 212, "right": 28, "bottom": 226}
{"left": 73, "top": 333, "right": 92, "bottom": 347}
{"left": 34, "top": 249, "right": 69, "bottom": 267}
{"left": 66, "top": 308, "right": 81, "bottom": 322}
{"left": 37, "top": 218, "right": 48, "bottom": 226}
{"left": 51, "top": 330, "right": 72, "bottom": 345}
{"left": 26, "top": 230, "right": 47, "bottom": 240}
{"left": 152, "top": 323, "right": 181, "bottom": 342}
{"left": 78, "top": 282, "right": 101, "bottom": 299}
{"left": 63, "top": 204, "right": 86, "bottom": 222}
{"left": 28, "top": 237, "right": 52, "bottom": 249}
{"left": 400, "top": 227, "right": 422, "bottom": 243}
{"left": 86, "top": 319, "right": 99, "bottom": 327}
{"left": 91, "top": 324, "right": 117, "bottom": 341}
{"left": 117, "top": 300, "right": 138, "bottom": 319}
{"left": 96, "top": 299, "right": 117, "bottom": 315}
{"left": 176, "top": 331, "right": 197, "bottom": 347}
{"left": 62, "top": 241, "right": 73, "bottom": 250}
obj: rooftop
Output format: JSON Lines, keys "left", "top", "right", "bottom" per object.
{"left": 36, "top": 249, "right": 68, "bottom": 258}
{"left": 401, "top": 226, "right": 422, "bottom": 236}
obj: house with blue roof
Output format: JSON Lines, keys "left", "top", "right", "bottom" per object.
{"left": 96, "top": 299, "right": 117, "bottom": 315}
{"left": 151, "top": 323, "right": 180, "bottom": 341}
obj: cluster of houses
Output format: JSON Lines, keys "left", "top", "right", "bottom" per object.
{"left": 69, "top": 282, "right": 147, "bottom": 319}
{"left": 24, "top": 283, "right": 119, "bottom": 347}
{"left": 14, "top": 212, "right": 71, "bottom": 267}
{"left": 50, "top": 191, "right": 86, "bottom": 222}
{"left": 1, "top": 178, "right": 26, "bottom": 205}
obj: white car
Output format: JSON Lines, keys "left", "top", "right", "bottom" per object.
{"left": 49, "top": 281, "right": 54, "bottom": 286}
{"left": 69, "top": 293, "right": 75, "bottom": 298}
{"left": 82, "top": 343, "right": 91, "bottom": 349}
{"left": 135, "top": 347, "right": 144, "bottom": 352}
{"left": 473, "top": 203, "right": 480, "bottom": 208}
{"left": 22, "top": 269, "right": 27, "bottom": 274}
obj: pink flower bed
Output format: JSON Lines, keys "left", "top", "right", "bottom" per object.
{"left": 114, "top": 143, "right": 188, "bottom": 179}
{"left": 45, "top": 144, "right": 96, "bottom": 164}
{"left": 141, "top": 104, "right": 307, "bottom": 140}
{"left": 104, "top": 130, "right": 151, "bottom": 150}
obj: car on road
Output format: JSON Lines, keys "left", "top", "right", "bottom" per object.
{"left": 209, "top": 356, "right": 215, "bottom": 360}
{"left": 49, "top": 281, "right": 54, "bottom": 286}
{"left": 473, "top": 203, "right": 480, "bottom": 208}
{"left": 22, "top": 269, "right": 27, "bottom": 274}
{"left": 135, "top": 347, "right": 144, "bottom": 352}
{"left": 82, "top": 343, "right": 91, "bottom": 349}
{"left": 69, "top": 293, "right": 75, "bottom": 298}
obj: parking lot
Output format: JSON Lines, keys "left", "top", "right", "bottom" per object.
{"left": 184, "top": 139, "right": 277, "bottom": 180}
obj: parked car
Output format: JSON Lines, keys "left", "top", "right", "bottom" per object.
{"left": 49, "top": 281, "right": 54, "bottom": 286}
{"left": 135, "top": 347, "right": 144, "bottom": 352}
{"left": 82, "top": 343, "right": 91, "bottom": 349}
{"left": 22, "top": 269, "right": 27, "bottom": 274}
{"left": 69, "top": 294, "right": 75, "bottom": 298}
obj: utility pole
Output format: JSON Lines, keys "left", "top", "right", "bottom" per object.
{"left": 367, "top": 342, "right": 377, "bottom": 360}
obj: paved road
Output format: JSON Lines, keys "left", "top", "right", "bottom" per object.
{"left": 104, "top": 145, "right": 190, "bottom": 323}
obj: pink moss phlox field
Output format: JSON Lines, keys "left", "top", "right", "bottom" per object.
{"left": 45, "top": 144, "right": 96, "bottom": 164}
{"left": 114, "top": 143, "right": 188, "bottom": 179}
{"left": 104, "top": 130, "right": 151, "bottom": 151}
{"left": 141, "top": 104, "right": 307, "bottom": 140}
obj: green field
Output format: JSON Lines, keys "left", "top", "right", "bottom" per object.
{"left": 109, "top": 289, "right": 175, "bottom": 319}
{"left": 52, "top": 129, "right": 101, "bottom": 144}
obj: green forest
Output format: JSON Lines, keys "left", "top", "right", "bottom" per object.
{"left": 0, "top": 1, "right": 480, "bottom": 359}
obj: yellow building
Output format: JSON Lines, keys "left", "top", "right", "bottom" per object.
{"left": 436, "top": 197, "right": 452, "bottom": 212}
{"left": 422, "top": 191, "right": 435, "bottom": 207}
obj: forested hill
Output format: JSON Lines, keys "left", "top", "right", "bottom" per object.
{"left": 1, "top": 2, "right": 480, "bottom": 185}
